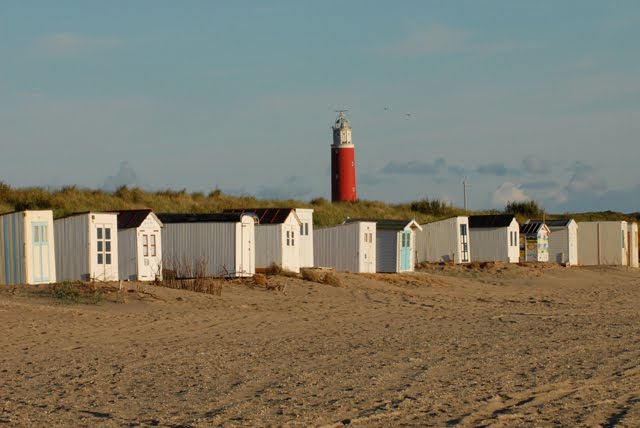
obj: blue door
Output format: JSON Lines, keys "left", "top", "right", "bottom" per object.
{"left": 400, "top": 231, "right": 411, "bottom": 271}
{"left": 31, "top": 222, "right": 51, "bottom": 283}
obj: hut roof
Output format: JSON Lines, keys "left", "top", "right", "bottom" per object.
{"left": 469, "top": 215, "right": 515, "bottom": 228}
{"left": 223, "top": 208, "right": 300, "bottom": 225}
{"left": 110, "top": 209, "right": 163, "bottom": 229}
{"left": 157, "top": 212, "right": 257, "bottom": 224}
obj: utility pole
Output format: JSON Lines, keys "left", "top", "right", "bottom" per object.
{"left": 463, "top": 180, "right": 468, "bottom": 211}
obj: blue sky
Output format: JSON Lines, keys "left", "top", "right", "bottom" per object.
{"left": 1, "top": 1, "right": 639, "bottom": 213}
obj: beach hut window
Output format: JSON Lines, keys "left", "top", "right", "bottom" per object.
{"left": 286, "top": 231, "right": 291, "bottom": 246}
{"left": 97, "top": 226, "right": 113, "bottom": 265}
{"left": 291, "top": 231, "right": 295, "bottom": 246}
{"left": 143, "top": 235, "right": 149, "bottom": 257}
{"left": 150, "top": 235, "right": 157, "bottom": 256}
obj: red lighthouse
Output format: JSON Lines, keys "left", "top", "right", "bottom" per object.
{"left": 331, "top": 111, "right": 357, "bottom": 202}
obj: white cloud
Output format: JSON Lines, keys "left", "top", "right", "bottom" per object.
{"left": 491, "top": 182, "right": 530, "bottom": 207}
{"left": 34, "top": 32, "right": 123, "bottom": 55}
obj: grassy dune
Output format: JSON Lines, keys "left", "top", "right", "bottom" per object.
{"left": 0, "top": 182, "right": 636, "bottom": 227}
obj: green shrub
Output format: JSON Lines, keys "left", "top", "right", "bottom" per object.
{"left": 51, "top": 281, "right": 80, "bottom": 303}
{"left": 504, "top": 200, "right": 544, "bottom": 218}
{"left": 410, "top": 198, "right": 456, "bottom": 217}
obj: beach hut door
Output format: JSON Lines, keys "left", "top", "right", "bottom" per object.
{"left": 240, "top": 223, "right": 253, "bottom": 275}
{"left": 31, "top": 222, "right": 50, "bottom": 283}
{"left": 460, "top": 224, "right": 469, "bottom": 263}
{"left": 139, "top": 232, "right": 159, "bottom": 280}
{"left": 362, "top": 231, "right": 375, "bottom": 272}
{"left": 95, "top": 224, "right": 114, "bottom": 280}
{"left": 400, "top": 231, "right": 411, "bottom": 271}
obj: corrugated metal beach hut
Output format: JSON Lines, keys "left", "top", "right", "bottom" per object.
{"left": 113, "top": 210, "right": 163, "bottom": 281}
{"left": 159, "top": 212, "right": 258, "bottom": 278}
{"left": 469, "top": 215, "right": 520, "bottom": 263}
{"left": 416, "top": 216, "right": 470, "bottom": 264}
{"left": 347, "top": 219, "right": 421, "bottom": 273}
{"left": 529, "top": 219, "right": 578, "bottom": 265}
{"left": 519, "top": 222, "right": 550, "bottom": 262}
{"left": 627, "top": 222, "right": 638, "bottom": 268}
{"left": 0, "top": 210, "right": 56, "bottom": 285}
{"left": 577, "top": 221, "right": 628, "bottom": 266}
{"left": 225, "top": 208, "right": 302, "bottom": 273}
{"left": 314, "top": 221, "right": 376, "bottom": 273}
{"left": 54, "top": 212, "right": 119, "bottom": 281}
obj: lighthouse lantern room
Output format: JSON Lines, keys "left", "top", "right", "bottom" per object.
{"left": 331, "top": 111, "right": 357, "bottom": 202}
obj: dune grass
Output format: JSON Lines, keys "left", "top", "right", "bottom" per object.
{"left": 0, "top": 182, "right": 635, "bottom": 226}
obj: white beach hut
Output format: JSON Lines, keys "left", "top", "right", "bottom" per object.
{"left": 519, "top": 222, "right": 550, "bottom": 262}
{"left": 113, "top": 210, "right": 163, "bottom": 281}
{"left": 627, "top": 222, "right": 638, "bottom": 268}
{"left": 577, "top": 221, "right": 628, "bottom": 266}
{"left": 54, "top": 212, "right": 119, "bottom": 281}
{"left": 348, "top": 219, "right": 421, "bottom": 273}
{"left": 314, "top": 221, "right": 376, "bottom": 273}
{"left": 529, "top": 219, "right": 578, "bottom": 265}
{"left": 469, "top": 215, "right": 520, "bottom": 263}
{"left": 416, "top": 216, "right": 470, "bottom": 264}
{"left": 0, "top": 210, "right": 56, "bottom": 285}
{"left": 224, "top": 208, "right": 302, "bottom": 273}
{"left": 159, "top": 212, "right": 258, "bottom": 278}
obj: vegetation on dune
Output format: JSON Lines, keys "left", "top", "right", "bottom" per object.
{"left": 0, "top": 182, "right": 635, "bottom": 226}
{"left": 504, "top": 200, "right": 545, "bottom": 219}
{"left": 503, "top": 199, "right": 638, "bottom": 224}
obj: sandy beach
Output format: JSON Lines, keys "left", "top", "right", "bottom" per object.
{"left": 1, "top": 264, "right": 639, "bottom": 427}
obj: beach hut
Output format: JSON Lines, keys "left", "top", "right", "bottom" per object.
{"left": 224, "top": 208, "right": 302, "bottom": 273}
{"left": 346, "top": 219, "right": 421, "bottom": 273}
{"left": 519, "top": 222, "right": 550, "bottom": 262}
{"left": 416, "top": 216, "right": 470, "bottom": 264}
{"left": 314, "top": 221, "right": 376, "bottom": 273}
{"left": 627, "top": 222, "right": 638, "bottom": 268}
{"left": 159, "top": 212, "right": 258, "bottom": 278}
{"left": 469, "top": 215, "right": 520, "bottom": 263}
{"left": 528, "top": 219, "right": 578, "bottom": 265}
{"left": 113, "top": 210, "right": 163, "bottom": 281}
{"left": 0, "top": 210, "right": 56, "bottom": 285}
{"left": 577, "top": 221, "right": 628, "bottom": 266}
{"left": 296, "top": 208, "right": 315, "bottom": 268}
{"left": 54, "top": 212, "right": 119, "bottom": 281}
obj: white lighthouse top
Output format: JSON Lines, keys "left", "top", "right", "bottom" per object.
{"left": 333, "top": 111, "right": 351, "bottom": 130}
{"left": 332, "top": 111, "right": 354, "bottom": 148}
